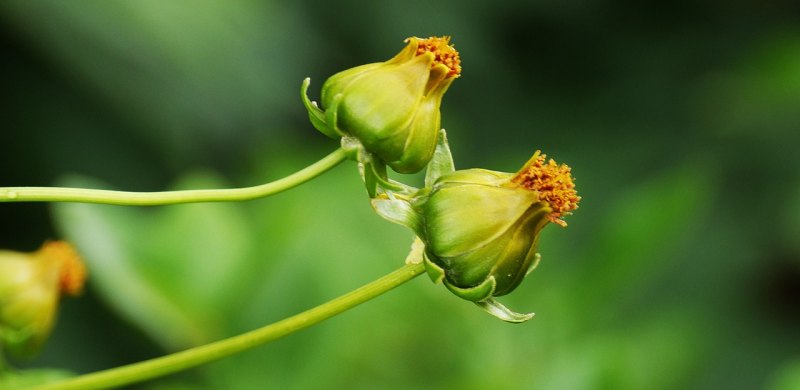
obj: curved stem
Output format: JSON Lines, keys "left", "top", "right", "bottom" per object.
{"left": 35, "top": 262, "right": 426, "bottom": 390}
{"left": 0, "top": 149, "right": 348, "bottom": 206}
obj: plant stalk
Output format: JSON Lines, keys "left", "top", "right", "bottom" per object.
{"left": 34, "top": 262, "right": 426, "bottom": 390}
{"left": 0, "top": 149, "right": 347, "bottom": 206}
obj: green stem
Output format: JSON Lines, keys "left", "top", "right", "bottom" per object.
{"left": 0, "top": 149, "right": 348, "bottom": 206}
{"left": 34, "top": 262, "right": 426, "bottom": 390}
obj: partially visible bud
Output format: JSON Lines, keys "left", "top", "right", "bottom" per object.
{"left": 303, "top": 36, "right": 461, "bottom": 173}
{"left": 0, "top": 241, "right": 86, "bottom": 358}
{"left": 420, "top": 151, "right": 580, "bottom": 303}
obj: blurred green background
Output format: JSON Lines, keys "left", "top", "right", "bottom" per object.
{"left": 1, "top": 1, "right": 799, "bottom": 389}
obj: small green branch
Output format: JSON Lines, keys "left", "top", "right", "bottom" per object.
{"left": 0, "top": 149, "right": 348, "bottom": 206}
{"left": 35, "top": 262, "right": 425, "bottom": 390}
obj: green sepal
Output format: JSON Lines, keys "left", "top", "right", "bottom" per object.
{"left": 526, "top": 253, "right": 542, "bottom": 277}
{"left": 370, "top": 195, "right": 423, "bottom": 235}
{"left": 366, "top": 158, "right": 409, "bottom": 194}
{"left": 363, "top": 158, "right": 385, "bottom": 198}
{"left": 301, "top": 78, "right": 338, "bottom": 139}
{"left": 423, "top": 251, "right": 446, "bottom": 284}
{"left": 443, "top": 275, "right": 497, "bottom": 302}
{"left": 424, "top": 249, "right": 535, "bottom": 322}
{"left": 475, "top": 298, "right": 535, "bottom": 323}
{"left": 343, "top": 133, "right": 419, "bottom": 199}
{"left": 424, "top": 128, "right": 455, "bottom": 188}
{"left": 325, "top": 92, "right": 345, "bottom": 138}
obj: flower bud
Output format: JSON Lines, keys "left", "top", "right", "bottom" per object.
{"left": 420, "top": 151, "right": 580, "bottom": 303}
{"left": 0, "top": 241, "right": 86, "bottom": 358}
{"left": 303, "top": 36, "right": 461, "bottom": 173}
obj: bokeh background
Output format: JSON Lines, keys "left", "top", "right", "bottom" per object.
{"left": 1, "top": 1, "right": 799, "bottom": 389}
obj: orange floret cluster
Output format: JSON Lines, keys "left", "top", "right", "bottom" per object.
{"left": 39, "top": 241, "right": 87, "bottom": 296}
{"left": 416, "top": 36, "right": 462, "bottom": 78}
{"left": 510, "top": 151, "right": 580, "bottom": 227}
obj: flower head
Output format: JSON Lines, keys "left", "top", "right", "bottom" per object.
{"left": 0, "top": 241, "right": 86, "bottom": 358}
{"left": 303, "top": 36, "right": 461, "bottom": 173}
{"left": 419, "top": 151, "right": 579, "bottom": 304}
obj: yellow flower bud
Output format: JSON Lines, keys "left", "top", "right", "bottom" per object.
{"left": 421, "top": 151, "right": 580, "bottom": 302}
{"left": 0, "top": 241, "right": 86, "bottom": 358}
{"left": 303, "top": 36, "right": 461, "bottom": 173}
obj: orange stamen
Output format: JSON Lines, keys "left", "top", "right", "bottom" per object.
{"left": 510, "top": 151, "right": 581, "bottom": 227}
{"left": 39, "top": 241, "right": 87, "bottom": 296}
{"left": 416, "top": 36, "right": 462, "bottom": 78}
